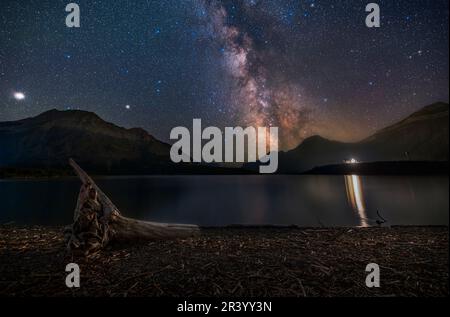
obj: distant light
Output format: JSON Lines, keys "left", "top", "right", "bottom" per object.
{"left": 125, "top": 105, "right": 131, "bottom": 110}
{"left": 13, "top": 92, "right": 25, "bottom": 100}
{"left": 344, "top": 158, "right": 359, "bottom": 164}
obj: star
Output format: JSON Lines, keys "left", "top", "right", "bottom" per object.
{"left": 125, "top": 105, "right": 131, "bottom": 110}
{"left": 13, "top": 92, "right": 25, "bottom": 100}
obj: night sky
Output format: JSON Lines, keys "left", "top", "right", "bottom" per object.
{"left": 0, "top": 0, "right": 448, "bottom": 150}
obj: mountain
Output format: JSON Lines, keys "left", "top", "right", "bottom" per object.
{"left": 1, "top": 103, "right": 448, "bottom": 175}
{"left": 277, "top": 102, "right": 449, "bottom": 173}
{"left": 0, "top": 109, "right": 176, "bottom": 173}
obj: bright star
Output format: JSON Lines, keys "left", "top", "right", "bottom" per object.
{"left": 125, "top": 105, "right": 131, "bottom": 110}
{"left": 13, "top": 92, "right": 25, "bottom": 100}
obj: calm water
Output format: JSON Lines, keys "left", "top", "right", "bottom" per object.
{"left": 0, "top": 175, "right": 448, "bottom": 227}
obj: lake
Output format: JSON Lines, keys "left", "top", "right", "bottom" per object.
{"left": 0, "top": 175, "right": 448, "bottom": 227}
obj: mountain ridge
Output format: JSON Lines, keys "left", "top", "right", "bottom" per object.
{"left": 1, "top": 102, "right": 448, "bottom": 174}
{"left": 0, "top": 109, "right": 171, "bottom": 171}
{"left": 276, "top": 102, "right": 449, "bottom": 173}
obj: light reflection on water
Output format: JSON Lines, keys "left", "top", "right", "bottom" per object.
{"left": 344, "top": 175, "right": 369, "bottom": 227}
{"left": 0, "top": 175, "right": 448, "bottom": 227}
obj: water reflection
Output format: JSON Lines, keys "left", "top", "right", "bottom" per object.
{"left": 0, "top": 175, "right": 448, "bottom": 226}
{"left": 344, "top": 175, "right": 369, "bottom": 227}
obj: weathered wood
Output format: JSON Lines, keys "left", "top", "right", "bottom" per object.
{"left": 69, "top": 159, "right": 120, "bottom": 221}
{"left": 65, "top": 159, "right": 199, "bottom": 255}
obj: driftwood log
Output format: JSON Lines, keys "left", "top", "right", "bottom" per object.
{"left": 64, "top": 159, "right": 199, "bottom": 255}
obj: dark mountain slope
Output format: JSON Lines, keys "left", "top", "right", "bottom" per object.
{"left": 0, "top": 109, "right": 171, "bottom": 172}
{"left": 277, "top": 102, "right": 449, "bottom": 173}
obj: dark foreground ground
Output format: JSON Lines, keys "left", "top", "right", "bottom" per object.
{"left": 0, "top": 226, "right": 448, "bottom": 297}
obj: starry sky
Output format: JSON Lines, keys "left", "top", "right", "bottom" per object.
{"left": 0, "top": 0, "right": 448, "bottom": 150}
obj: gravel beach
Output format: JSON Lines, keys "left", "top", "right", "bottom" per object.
{"left": 0, "top": 225, "right": 448, "bottom": 297}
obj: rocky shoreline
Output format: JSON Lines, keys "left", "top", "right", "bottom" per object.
{"left": 0, "top": 225, "right": 448, "bottom": 297}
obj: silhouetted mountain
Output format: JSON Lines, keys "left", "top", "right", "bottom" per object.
{"left": 0, "top": 109, "right": 176, "bottom": 173}
{"left": 276, "top": 102, "right": 449, "bottom": 173}
{"left": 1, "top": 103, "right": 448, "bottom": 175}
{"left": 306, "top": 161, "right": 449, "bottom": 175}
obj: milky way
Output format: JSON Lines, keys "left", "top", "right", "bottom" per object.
{"left": 202, "top": 0, "right": 313, "bottom": 149}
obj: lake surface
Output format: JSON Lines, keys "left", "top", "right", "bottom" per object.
{"left": 0, "top": 175, "right": 448, "bottom": 227}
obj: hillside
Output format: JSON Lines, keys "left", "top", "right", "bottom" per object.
{"left": 1, "top": 103, "right": 448, "bottom": 175}
{"left": 277, "top": 102, "right": 449, "bottom": 173}
{"left": 0, "top": 109, "right": 173, "bottom": 173}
